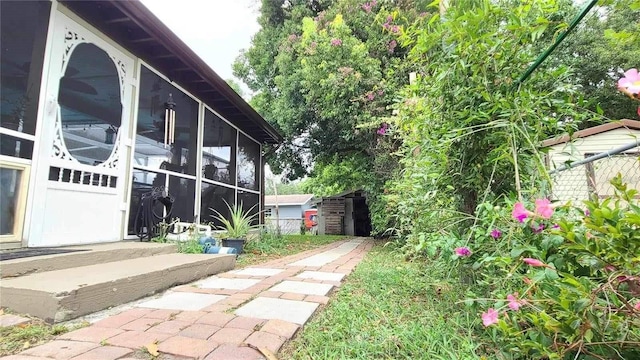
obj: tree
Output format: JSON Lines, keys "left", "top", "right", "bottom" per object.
{"left": 550, "top": 1, "right": 640, "bottom": 121}
{"left": 225, "top": 78, "right": 245, "bottom": 99}
{"left": 265, "top": 180, "right": 309, "bottom": 195}
{"left": 235, "top": 0, "right": 426, "bottom": 181}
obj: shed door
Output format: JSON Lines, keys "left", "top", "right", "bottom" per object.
{"left": 31, "top": 12, "right": 135, "bottom": 246}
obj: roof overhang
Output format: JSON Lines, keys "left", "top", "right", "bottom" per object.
{"left": 542, "top": 119, "right": 640, "bottom": 148}
{"left": 58, "top": 0, "right": 282, "bottom": 144}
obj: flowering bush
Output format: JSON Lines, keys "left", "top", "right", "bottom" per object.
{"left": 467, "top": 176, "right": 640, "bottom": 359}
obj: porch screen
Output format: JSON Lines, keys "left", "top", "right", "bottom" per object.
{"left": 0, "top": 0, "right": 51, "bottom": 159}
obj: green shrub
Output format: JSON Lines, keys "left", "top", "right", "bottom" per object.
{"left": 464, "top": 175, "right": 640, "bottom": 359}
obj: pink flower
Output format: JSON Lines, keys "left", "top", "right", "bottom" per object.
{"left": 366, "top": 92, "right": 375, "bottom": 101}
{"left": 604, "top": 264, "right": 616, "bottom": 272}
{"left": 534, "top": 199, "right": 553, "bottom": 219}
{"left": 390, "top": 25, "right": 400, "bottom": 33}
{"left": 330, "top": 38, "right": 342, "bottom": 46}
{"left": 455, "top": 247, "right": 471, "bottom": 257}
{"left": 376, "top": 123, "right": 388, "bottom": 135}
{"left": 377, "top": 89, "right": 384, "bottom": 96}
{"left": 618, "top": 68, "right": 640, "bottom": 97}
{"left": 481, "top": 308, "right": 499, "bottom": 327}
{"left": 635, "top": 302, "right": 640, "bottom": 311}
{"left": 584, "top": 209, "right": 591, "bottom": 217}
{"left": 532, "top": 223, "right": 545, "bottom": 234}
{"left": 512, "top": 202, "right": 530, "bottom": 222}
{"left": 507, "top": 294, "right": 521, "bottom": 311}
{"left": 388, "top": 40, "right": 397, "bottom": 54}
{"left": 490, "top": 228, "right": 502, "bottom": 239}
{"left": 523, "top": 258, "right": 546, "bottom": 267}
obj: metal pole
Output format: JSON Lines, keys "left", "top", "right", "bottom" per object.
{"left": 513, "top": 0, "right": 598, "bottom": 87}
{"left": 549, "top": 139, "right": 640, "bottom": 174}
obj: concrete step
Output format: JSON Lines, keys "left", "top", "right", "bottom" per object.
{"left": 1, "top": 242, "right": 177, "bottom": 278}
{"left": 0, "top": 253, "right": 235, "bottom": 323}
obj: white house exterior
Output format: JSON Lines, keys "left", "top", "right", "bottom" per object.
{"left": 0, "top": 0, "right": 282, "bottom": 249}
{"left": 543, "top": 120, "right": 640, "bottom": 203}
{"left": 264, "top": 194, "right": 314, "bottom": 234}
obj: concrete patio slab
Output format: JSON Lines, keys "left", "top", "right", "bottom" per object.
{"left": 289, "top": 239, "right": 363, "bottom": 267}
{"left": 296, "top": 271, "right": 345, "bottom": 282}
{"left": 269, "top": 280, "right": 333, "bottom": 296}
{"left": 234, "top": 297, "right": 319, "bottom": 325}
{"left": 198, "top": 277, "right": 261, "bottom": 290}
{"left": 231, "top": 268, "right": 283, "bottom": 277}
{"left": 0, "top": 241, "right": 177, "bottom": 278}
{"left": 0, "top": 253, "right": 235, "bottom": 322}
{"left": 137, "top": 292, "right": 227, "bottom": 311}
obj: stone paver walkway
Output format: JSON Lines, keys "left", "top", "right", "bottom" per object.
{"left": 2, "top": 238, "right": 373, "bottom": 360}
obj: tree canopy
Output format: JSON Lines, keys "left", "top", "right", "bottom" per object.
{"left": 235, "top": 0, "right": 639, "bottom": 235}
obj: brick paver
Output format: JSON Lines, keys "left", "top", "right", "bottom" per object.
{"left": 203, "top": 344, "right": 264, "bottom": 360}
{"left": 244, "top": 331, "right": 286, "bottom": 353}
{"left": 0, "top": 314, "right": 31, "bottom": 328}
{"left": 4, "top": 238, "right": 373, "bottom": 360}
{"left": 225, "top": 317, "right": 265, "bottom": 331}
{"left": 195, "top": 312, "right": 235, "bottom": 327}
{"left": 105, "top": 330, "right": 169, "bottom": 349}
{"left": 119, "top": 317, "right": 157, "bottom": 331}
{"left": 157, "top": 336, "right": 218, "bottom": 358}
{"left": 178, "top": 323, "right": 221, "bottom": 339}
{"left": 260, "top": 319, "right": 300, "bottom": 339}
{"left": 208, "top": 327, "right": 253, "bottom": 345}
{"left": 20, "top": 340, "right": 98, "bottom": 359}
{"left": 58, "top": 326, "right": 124, "bottom": 343}
{"left": 147, "top": 320, "right": 192, "bottom": 334}
{"left": 68, "top": 345, "right": 132, "bottom": 360}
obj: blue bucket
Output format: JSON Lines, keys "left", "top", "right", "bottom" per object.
{"left": 203, "top": 244, "right": 238, "bottom": 256}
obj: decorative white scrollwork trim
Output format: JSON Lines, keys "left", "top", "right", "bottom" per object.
{"left": 52, "top": 22, "right": 130, "bottom": 171}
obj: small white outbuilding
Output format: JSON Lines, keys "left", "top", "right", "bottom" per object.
{"left": 543, "top": 119, "right": 640, "bottom": 202}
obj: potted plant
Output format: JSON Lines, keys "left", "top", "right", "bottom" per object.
{"left": 209, "top": 201, "right": 259, "bottom": 254}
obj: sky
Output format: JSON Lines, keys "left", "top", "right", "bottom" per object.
{"left": 140, "top": 0, "right": 260, "bottom": 94}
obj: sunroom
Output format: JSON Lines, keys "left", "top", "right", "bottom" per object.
{"left": 0, "top": 0, "right": 282, "bottom": 249}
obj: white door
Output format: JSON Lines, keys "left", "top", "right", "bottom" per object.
{"left": 30, "top": 12, "right": 135, "bottom": 246}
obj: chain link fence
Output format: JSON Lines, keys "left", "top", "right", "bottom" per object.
{"left": 264, "top": 218, "right": 305, "bottom": 235}
{"left": 548, "top": 141, "right": 640, "bottom": 203}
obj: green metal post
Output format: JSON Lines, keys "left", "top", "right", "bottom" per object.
{"left": 513, "top": 0, "right": 598, "bottom": 87}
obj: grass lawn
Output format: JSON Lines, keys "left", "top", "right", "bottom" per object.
{"left": 280, "top": 242, "right": 486, "bottom": 360}
{"left": 236, "top": 234, "right": 349, "bottom": 268}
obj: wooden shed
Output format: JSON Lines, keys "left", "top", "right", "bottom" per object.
{"left": 316, "top": 189, "right": 371, "bottom": 236}
{"left": 543, "top": 119, "right": 640, "bottom": 202}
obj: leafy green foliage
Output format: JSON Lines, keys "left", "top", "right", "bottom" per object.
{"left": 209, "top": 201, "right": 259, "bottom": 238}
{"left": 235, "top": 0, "right": 424, "bottom": 213}
{"left": 175, "top": 239, "right": 204, "bottom": 254}
{"left": 551, "top": 0, "right": 640, "bottom": 121}
{"left": 265, "top": 179, "right": 309, "bottom": 196}
{"left": 460, "top": 176, "right": 640, "bottom": 359}
{"left": 382, "top": 0, "right": 593, "bottom": 243}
